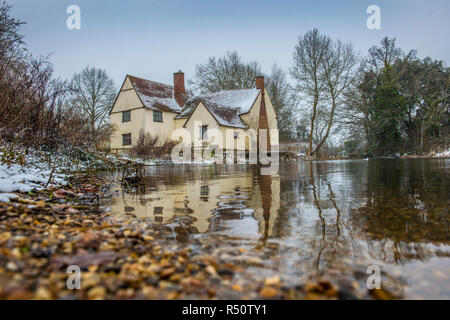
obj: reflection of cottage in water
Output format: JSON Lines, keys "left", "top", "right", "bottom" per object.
{"left": 110, "top": 166, "right": 280, "bottom": 238}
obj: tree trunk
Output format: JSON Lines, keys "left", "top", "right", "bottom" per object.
{"left": 420, "top": 119, "right": 424, "bottom": 152}
{"left": 308, "top": 94, "right": 318, "bottom": 156}
{"left": 311, "top": 96, "right": 336, "bottom": 156}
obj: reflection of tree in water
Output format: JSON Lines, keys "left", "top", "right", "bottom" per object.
{"left": 349, "top": 159, "right": 449, "bottom": 264}
{"left": 308, "top": 162, "right": 364, "bottom": 272}
{"left": 265, "top": 162, "right": 365, "bottom": 276}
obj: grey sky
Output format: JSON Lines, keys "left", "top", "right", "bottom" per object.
{"left": 8, "top": 0, "right": 450, "bottom": 87}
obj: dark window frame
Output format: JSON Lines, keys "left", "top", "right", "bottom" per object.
{"left": 122, "top": 133, "right": 131, "bottom": 146}
{"left": 122, "top": 110, "right": 131, "bottom": 122}
{"left": 153, "top": 110, "right": 163, "bottom": 122}
{"left": 200, "top": 125, "right": 208, "bottom": 140}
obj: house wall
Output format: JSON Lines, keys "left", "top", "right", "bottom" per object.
{"left": 143, "top": 110, "right": 178, "bottom": 145}
{"left": 264, "top": 89, "right": 280, "bottom": 148}
{"left": 181, "top": 102, "right": 247, "bottom": 151}
{"left": 110, "top": 108, "right": 146, "bottom": 152}
{"left": 240, "top": 89, "right": 279, "bottom": 150}
{"left": 220, "top": 127, "right": 247, "bottom": 151}
{"left": 110, "top": 76, "right": 180, "bottom": 152}
{"left": 110, "top": 77, "right": 145, "bottom": 152}
{"left": 174, "top": 118, "right": 186, "bottom": 129}
{"left": 183, "top": 102, "right": 222, "bottom": 148}
{"left": 111, "top": 82, "right": 143, "bottom": 114}
{"left": 240, "top": 93, "right": 261, "bottom": 131}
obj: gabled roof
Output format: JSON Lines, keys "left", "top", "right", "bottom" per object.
{"left": 117, "top": 74, "right": 260, "bottom": 128}
{"left": 175, "top": 88, "right": 260, "bottom": 120}
{"left": 205, "top": 102, "right": 248, "bottom": 129}
{"left": 127, "top": 75, "right": 186, "bottom": 113}
{"left": 180, "top": 98, "right": 247, "bottom": 129}
{"left": 199, "top": 88, "right": 261, "bottom": 114}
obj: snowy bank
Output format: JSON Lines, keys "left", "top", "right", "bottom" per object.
{"left": 0, "top": 162, "right": 67, "bottom": 202}
{"left": 435, "top": 148, "right": 450, "bottom": 158}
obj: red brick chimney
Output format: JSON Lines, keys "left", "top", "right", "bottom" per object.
{"left": 256, "top": 76, "right": 264, "bottom": 93}
{"left": 174, "top": 70, "right": 186, "bottom": 107}
{"left": 256, "top": 76, "right": 271, "bottom": 151}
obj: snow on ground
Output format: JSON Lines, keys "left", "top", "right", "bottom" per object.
{"left": 0, "top": 193, "right": 18, "bottom": 202}
{"left": 0, "top": 162, "right": 67, "bottom": 202}
{"left": 435, "top": 148, "right": 450, "bottom": 158}
{"left": 113, "top": 154, "right": 171, "bottom": 166}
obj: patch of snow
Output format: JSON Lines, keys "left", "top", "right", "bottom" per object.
{"left": 435, "top": 148, "right": 450, "bottom": 158}
{"left": 201, "top": 89, "right": 260, "bottom": 114}
{"left": 0, "top": 162, "right": 67, "bottom": 196}
{"left": 0, "top": 193, "right": 18, "bottom": 203}
{"left": 171, "top": 158, "right": 216, "bottom": 165}
{"left": 139, "top": 95, "right": 181, "bottom": 112}
{"left": 203, "top": 102, "right": 247, "bottom": 128}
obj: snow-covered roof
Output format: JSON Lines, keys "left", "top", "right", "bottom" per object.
{"left": 199, "top": 88, "right": 260, "bottom": 114}
{"left": 202, "top": 101, "right": 247, "bottom": 128}
{"left": 174, "top": 88, "right": 260, "bottom": 127}
{"left": 177, "top": 98, "right": 247, "bottom": 129}
{"left": 128, "top": 75, "right": 185, "bottom": 113}
{"left": 127, "top": 75, "right": 260, "bottom": 127}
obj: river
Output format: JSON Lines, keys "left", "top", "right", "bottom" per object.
{"left": 108, "top": 158, "right": 449, "bottom": 299}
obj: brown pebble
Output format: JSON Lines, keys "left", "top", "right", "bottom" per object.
{"left": 232, "top": 284, "right": 243, "bottom": 292}
{"left": 160, "top": 267, "right": 175, "bottom": 278}
{"left": 264, "top": 275, "right": 280, "bottom": 286}
{"left": 259, "top": 286, "right": 278, "bottom": 299}
{"left": 87, "top": 286, "right": 106, "bottom": 300}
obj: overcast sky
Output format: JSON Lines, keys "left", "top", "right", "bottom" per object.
{"left": 8, "top": 0, "right": 450, "bottom": 87}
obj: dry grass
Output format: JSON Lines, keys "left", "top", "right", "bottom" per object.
{"left": 129, "top": 130, "right": 177, "bottom": 160}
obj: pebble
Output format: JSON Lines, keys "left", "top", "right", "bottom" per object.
{"left": 264, "top": 276, "right": 280, "bottom": 286}
{"left": 259, "top": 286, "right": 278, "bottom": 299}
{"left": 87, "top": 286, "right": 106, "bottom": 300}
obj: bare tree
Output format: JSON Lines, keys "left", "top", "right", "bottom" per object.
{"left": 266, "top": 64, "right": 295, "bottom": 139}
{"left": 290, "top": 29, "right": 331, "bottom": 156}
{"left": 189, "top": 51, "right": 262, "bottom": 94}
{"left": 69, "top": 66, "right": 116, "bottom": 147}
{"left": 0, "top": 2, "right": 73, "bottom": 148}
{"left": 311, "top": 40, "right": 357, "bottom": 155}
{"left": 191, "top": 52, "right": 296, "bottom": 140}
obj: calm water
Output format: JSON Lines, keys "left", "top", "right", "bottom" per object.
{"left": 109, "top": 159, "right": 449, "bottom": 299}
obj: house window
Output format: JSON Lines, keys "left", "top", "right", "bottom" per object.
{"left": 200, "top": 125, "right": 208, "bottom": 140}
{"left": 153, "top": 110, "right": 163, "bottom": 122}
{"left": 200, "top": 185, "right": 209, "bottom": 202}
{"left": 122, "top": 133, "right": 131, "bottom": 146}
{"left": 122, "top": 110, "right": 131, "bottom": 122}
{"left": 200, "top": 185, "right": 209, "bottom": 197}
{"left": 234, "top": 131, "right": 239, "bottom": 139}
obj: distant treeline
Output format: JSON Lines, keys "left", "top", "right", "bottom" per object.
{"left": 0, "top": 2, "right": 115, "bottom": 151}
{"left": 190, "top": 32, "right": 449, "bottom": 157}
{"left": 1, "top": 2, "right": 448, "bottom": 157}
